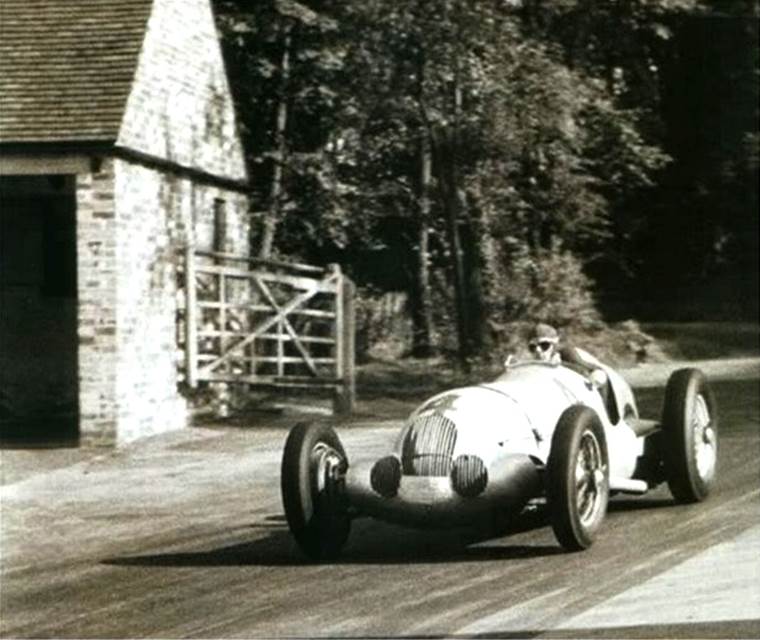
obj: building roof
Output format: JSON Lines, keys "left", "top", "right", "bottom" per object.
{"left": 0, "top": 0, "right": 153, "bottom": 144}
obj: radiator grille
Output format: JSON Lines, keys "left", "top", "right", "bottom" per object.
{"left": 401, "top": 412, "right": 457, "bottom": 476}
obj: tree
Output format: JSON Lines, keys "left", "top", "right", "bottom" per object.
{"left": 215, "top": 0, "right": 348, "bottom": 259}
{"left": 649, "top": 1, "right": 759, "bottom": 318}
{"left": 214, "top": 0, "right": 697, "bottom": 364}
{"left": 515, "top": 0, "right": 758, "bottom": 320}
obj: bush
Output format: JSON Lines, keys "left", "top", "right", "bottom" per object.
{"left": 490, "top": 240, "right": 602, "bottom": 330}
{"left": 354, "top": 287, "right": 411, "bottom": 362}
{"left": 354, "top": 243, "right": 667, "bottom": 368}
{"left": 480, "top": 242, "right": 666, "bottom": 367}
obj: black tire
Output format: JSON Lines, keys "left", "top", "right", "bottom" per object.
{"left": 661, "top": 368, "right": 718, "bottom": 503}
{"left": 280, "top": 422, "right": 351, "bottom": 561}
{"left": 547, "top": 405, "right": 610, "bottom": 551}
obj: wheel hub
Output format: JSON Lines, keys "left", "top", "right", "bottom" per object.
{"left": 310, "top": 443, "right": 346, "bottom": 498}
{"left": 575, "top": 430, "right": 606, "bottom": 526}
{"left": 692, "top": 394, "right": 716, "bottom": 480}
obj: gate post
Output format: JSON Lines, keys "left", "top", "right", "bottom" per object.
{"left": 185, "top": 245, "right": 198, "bottom": 388}
{"left": 332, "top": 266, "right": 355, "bottom": 415}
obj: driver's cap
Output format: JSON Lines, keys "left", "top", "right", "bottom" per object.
{"left": 530, "top": 323, "right": 559, "bottom": 342}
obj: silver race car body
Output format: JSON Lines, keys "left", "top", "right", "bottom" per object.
{"left": 281, "top": 358, "right": 718, "bottom": 559}
{"left": 344, "top": 358, "right": 643, "bottom": 527}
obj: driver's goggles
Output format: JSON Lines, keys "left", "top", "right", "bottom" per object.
{"left": 529, "top": 340, "right": 556, "bottom": 352}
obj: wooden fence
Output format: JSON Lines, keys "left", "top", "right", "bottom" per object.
{"left": 180, "top": 248, "right": 355, "bottom": 414}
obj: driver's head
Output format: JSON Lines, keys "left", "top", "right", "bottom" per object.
{"left": 529, "top": 323, "right": 559, "bottom": 362}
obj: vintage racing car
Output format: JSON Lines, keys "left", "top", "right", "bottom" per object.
{"left": 280, "top": 355, "right": 718, "bottom": 560}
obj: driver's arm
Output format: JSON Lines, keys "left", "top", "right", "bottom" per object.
{"left": 558, "top": 345, "right": 587, "bottom": 368}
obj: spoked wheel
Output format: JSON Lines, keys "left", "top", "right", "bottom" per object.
{"left": 547, "top": 405, "right": 610, "bottom": 551}
{"left": 575, "top": 429, "right": 607, "bottom": 526}
{"left": 661, "top": 368, "right": 718, "bottom": 503}
{"left": 281, "top": 422, "right": 351, "bottom": 561}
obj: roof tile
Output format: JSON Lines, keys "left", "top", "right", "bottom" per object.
{"left": 0, "top": 0, "right": 153, "bottom": 144}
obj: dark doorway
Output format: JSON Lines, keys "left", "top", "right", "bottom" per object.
{"left": 0, "top": 175, "right": 79, "bottom": 445}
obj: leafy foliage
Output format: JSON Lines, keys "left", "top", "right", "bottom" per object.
{"left": 213, "top": 0, "right": 757, "bottom": 361}
{"left": 491, "top": 240, "right": 602, "bottom": 331}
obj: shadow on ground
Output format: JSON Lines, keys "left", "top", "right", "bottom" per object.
{"left": 103, "top": 509, "right": 566, "bottom": 568}
{"left": 608, "top": 497, "right": 676, "bottom": 512}
{"left": 103, "top": 493, "right": 681, "bottom": 569}
{"left": 103, "top": 488, "right": 675, "bottom": 567}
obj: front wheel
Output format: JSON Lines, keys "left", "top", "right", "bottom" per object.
{"left": 281, "top": 422, "right": 351, "bottom": 561}
{"left": 547, "top": 405, "right": 610, "bottom": 551}
{"left": 661, "top": 368, "right": 718, "bottom": 503}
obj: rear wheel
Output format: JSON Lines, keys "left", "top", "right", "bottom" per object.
{"left": 281, "top": 422, "right": 351, "bottom": 560}
{"left": 547, "top": 405, "right": 609, "bottom": 551}
{"left": 661, "top": 368, "right": 718, "bottom": 503}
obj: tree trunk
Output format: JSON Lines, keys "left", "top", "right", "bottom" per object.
{"left": 461, "top": 216, "right": 486, "bottom": 353}
{"left": 259, "top": 27, "right": 292, "bottom": 259}
{"left": 432, "top": 126, "right": 473, "bottom": 370}
{"left": 417, "top": 13, "right": 480, "bottom": 368}
{"left": 410, "top": 134, "right": 435, "bottom": 358}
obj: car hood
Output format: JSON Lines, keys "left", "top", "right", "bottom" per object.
{"left": 403, "top": 385, "right": 537, "bottom": 464}
{"left": 406, "top": 364, "right": 591, "bottom": 463}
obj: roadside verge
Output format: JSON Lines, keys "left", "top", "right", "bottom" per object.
{"left": 621, "top": 356, "right": 760, "bottom": 388}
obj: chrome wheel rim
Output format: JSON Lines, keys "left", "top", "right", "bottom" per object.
{"left": 693, "top": 394, "right": 716, "bottom": 481}
{"left": 310, "top": 443, "right": 345, "bottom": 498}
{"left": 575, "top": 430, "right": 606, "bottom": 527}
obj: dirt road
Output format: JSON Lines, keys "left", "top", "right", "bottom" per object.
{"left": 1, "top": 375, "right": 758, "bottom": 638}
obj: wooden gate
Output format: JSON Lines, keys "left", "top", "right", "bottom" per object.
{"left": 181, "top": 248, "right": 355, "bottom": 414}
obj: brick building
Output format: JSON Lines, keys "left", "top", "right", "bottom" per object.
{"left": 0, "top": 0, "right": 250, "bottom": 445}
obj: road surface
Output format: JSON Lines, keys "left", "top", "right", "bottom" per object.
{"left": 1, "top": 377, "right": 758, "bottom": 638}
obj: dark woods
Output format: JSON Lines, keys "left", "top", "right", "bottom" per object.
{"left": 213, "top": 0, "right": 758, "bottom": 363}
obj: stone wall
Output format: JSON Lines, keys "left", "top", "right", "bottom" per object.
{"left": 117, "top": 0, "right": 247, "bottom": 182}
{"left": 76, "top": 157, "right": 248, "bottom": 446}
{"left": 76, "top": 160, "right": 120, "bottom": 445}
{"left": 80, "top": 0, "right": 249, "bottom": 445}
{"left": 112, "top": 159, "right": 248, "bottom": 444}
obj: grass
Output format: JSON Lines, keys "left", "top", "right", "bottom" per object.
{"left": 643, "top": 322, "right": 759, "bottom": 360}
{"left": 355, "top": 322, "right": 759, "bottom": 408}
{"left": 633, "top": 378, "right": 759, "bottom": 437}
{"left": 194, "top": 322, "right": 758, "bottom": 422}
